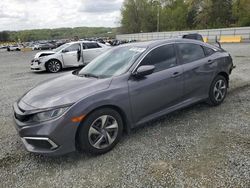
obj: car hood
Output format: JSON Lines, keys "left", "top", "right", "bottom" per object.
{"left": 34, "top": 51, "right": 55, "bottom": 59}
{"left": 19, "top": 73, "right": 112, "bottom": 110}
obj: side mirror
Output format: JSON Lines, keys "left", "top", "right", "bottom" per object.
{"left": 133, "top": 65, "right": 155, "bottom": 78}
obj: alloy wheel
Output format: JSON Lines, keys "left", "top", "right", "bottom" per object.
{"left": 88, "top": 115, "right": 119, "bottom": 149}
{"left": 213, "top": 79, "right": 227, "bottom": 102}
{"left": 48, "top": 61, "right": 61, "bottom": 73}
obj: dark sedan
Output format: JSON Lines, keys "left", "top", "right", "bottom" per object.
{"left": 13, "top": 39, "right": 234, "bottom": 156}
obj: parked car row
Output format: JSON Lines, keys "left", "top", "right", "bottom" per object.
{"left": 82, "top": 37, "right": 137, "bottom": 46}
{"left": 1, "top": 38, "right": 135, "bottom": 53}
{"left": 1, "top": 39, "right": 70, "bottom": 52}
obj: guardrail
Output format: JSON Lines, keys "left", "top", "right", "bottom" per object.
{"left": 116, "top": 27, "right": 250, "bottom": 43}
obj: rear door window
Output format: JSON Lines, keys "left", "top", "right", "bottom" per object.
{"left": 177, "top": 43, "right": 205, "bottom": 64}
{"left": 85, "top": 43, "right": 101, "bottom": 49}
{"left": 82, "top": 43, "right": 87, "bottom": 49}
{"left": 203, "top": 46, "right": 215, "bottom": 56}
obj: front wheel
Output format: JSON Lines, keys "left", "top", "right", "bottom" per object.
{"left": 207, "top": 75, "right": 228, "bottom": 106}
{"left": 46, "top": 60, "right": 62, "bottom": 73}
{"left": 77, "top": 108, "right": 123, "bottom": 155}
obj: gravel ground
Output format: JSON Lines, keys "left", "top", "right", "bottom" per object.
{"left": 0, "top": 44, "right": 249, "bottom": 187}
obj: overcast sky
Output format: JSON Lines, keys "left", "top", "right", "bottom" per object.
{"left": 0, "top": 0, "right": 124, "bottom": 31}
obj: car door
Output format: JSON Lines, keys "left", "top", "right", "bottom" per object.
{"left": 62, "top": 43, "right": 81, "bottom": 67}
{"left": 128, "top": 44, "right": 184, "bottom": 124}
{"left": 82, "top": 42, "right": 104, "bottom": 64}
{"left": 176, "top": 43, "right": 216, "bottom": 100}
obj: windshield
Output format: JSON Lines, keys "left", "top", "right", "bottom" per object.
{"left": 53, "top": 43, "right": 71, "bottom": 52}
{"left": 78, "top": 46, "right": 146, "bottom": 78}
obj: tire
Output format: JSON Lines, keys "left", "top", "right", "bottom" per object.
{"left": 207, "top": 75, "right": 228, "bottom": 106}
{"left": 46, "top": 60, "right": 62, "bottom": 73}
{"left": 77, "top": 108, "right": 123, "bottom": 155}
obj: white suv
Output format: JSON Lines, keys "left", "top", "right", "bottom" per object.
{"left": 31, "top": 41, "right": 110, "bottom": 73}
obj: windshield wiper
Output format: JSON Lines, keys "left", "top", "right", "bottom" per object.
{"left": 78, "top": 73, "right": 99, "bottom": 78}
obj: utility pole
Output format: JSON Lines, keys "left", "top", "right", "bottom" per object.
{"left": 157, "top": 4, "right": 160, "bottom": 32}
{"left": 153, "top": 0, "right": 160, "bottom": 32}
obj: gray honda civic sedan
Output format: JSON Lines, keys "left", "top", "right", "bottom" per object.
{"left": 13, "top": 39, "right": 234, "bottom": 156}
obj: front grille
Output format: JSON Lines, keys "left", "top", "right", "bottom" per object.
{"left": 31, "top": 68, "right": 41, "bottom": 70}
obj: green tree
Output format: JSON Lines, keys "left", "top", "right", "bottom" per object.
{"left": 121, "top": 0, "right": 189, "bottom": 33}
{"left": 233, "top": 0, "right": 250, "bottom": 26}
{"left": 120, "top": 0, "right": 250, "bottom": 33}
{"left": 186, "top": 0, "right": 202, "bottom": 28}
{"left": 0, "top": 31, "right": 10, "bottom": 42}
{"left": 161, "top": 0, "right": 189, "bottom": 31}
{"left": 210, "top": 0, "right": 233, "bottom": 27}
{"left": 195, "top": 0, "right": 233, "bottom": 28}
{"left": 121, "top": 0, "right": 153, "bottom": 33}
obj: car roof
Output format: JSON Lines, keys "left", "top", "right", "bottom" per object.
{"left": 67, "top": 41, "right": 99, "bottom": 45}
{"left": 119, "top": 38, "right": 220, "bottom": 51}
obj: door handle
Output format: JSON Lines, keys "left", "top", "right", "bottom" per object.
{"left": 207, "top": 59, "right": 214, "bottom": 65}
{"left": 171, "top": 72, "right": 182, "bottom": 78}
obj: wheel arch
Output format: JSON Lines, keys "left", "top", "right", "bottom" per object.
{"left": 217, "top": 72, "right": 229, "bottom": 86}
{"left": 76, "top": 104, "right": 130, "bottom": 136}
{"left": 74, "top": 104, "right": 131, "bottom": 151}
{"left": 45, "top": 58, "right": 63, "bottom": 71}
{"left": 45, "top": 58, "right": 62, "bottom": 66}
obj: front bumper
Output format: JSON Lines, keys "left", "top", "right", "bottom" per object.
{"left": 13, "top": 102, "right": 79, "bottom": 156}
{"left": 30, "top": 60, "right": 46, "bottom": 72}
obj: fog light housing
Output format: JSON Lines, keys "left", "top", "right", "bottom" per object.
{"left": 22, "top": 137, "right": 58, "bottom": 150}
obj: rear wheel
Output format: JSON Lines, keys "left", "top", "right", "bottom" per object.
{"left": 77, "top": 108, "right": 123, "bottom": 155}
{"left": 46, "top": 60, "right": 62, "bottom": 73}
{"left": 208, "top": 75, "right": 228, "bottom": 106}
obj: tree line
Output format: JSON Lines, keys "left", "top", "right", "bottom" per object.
{"left": 120, "top": 0, "right": 250, "bottom": 33}
{"left": 0, "top": 27, "right": 116, "bottom": 42}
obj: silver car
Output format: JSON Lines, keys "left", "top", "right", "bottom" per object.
{"left": 14, "top": 39, "right": 234, "bottom": 156}
{"left": 31, "top": 41, "right": 109, "bottom": 73}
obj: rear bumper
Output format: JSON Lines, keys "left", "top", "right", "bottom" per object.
{"left": 13, "top": 102, "right": 79, "bottom": 156}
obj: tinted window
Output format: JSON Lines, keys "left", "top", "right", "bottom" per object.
{"left": 177, "top": 43, "right": 205, "bottom": 63}
{"left": 65, "top": 44, "right": 80, "bottom": 52}
{"left": 85, "top": 43, "right": 101, "bottom": 49}
{"left": 203, "top": 46, "right": 215, "bottom": 56}
{"left": 82, "top": 44, "right": 87, "bottom": 49}
{"left": 140, "top": 44, "right": 177, "bottom": 72}
{"left": 183, "top": 34, "right": 203, "bottom": 42}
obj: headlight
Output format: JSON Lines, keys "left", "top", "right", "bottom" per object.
{"left": 37, "top": 57, "right": 45, "bottom": 64}
{"left": 32, "top": 107, "right": 68, "bottom": 122}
